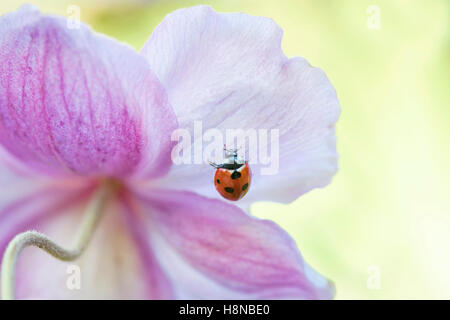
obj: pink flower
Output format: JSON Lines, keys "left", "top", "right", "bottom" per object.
{"left": 0, "top": 5, "right": 339, "bottom": 299}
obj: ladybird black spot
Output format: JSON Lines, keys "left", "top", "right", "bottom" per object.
{"left": 231, "top": 171, "right": 241, "bottom": 179}
{"left": 216, "top": 179, "right": 220, "bottom": 184}
{"left": 242, "top": 183, "right": 249, "bottom": 191}
{"left": 224, "top": 187, "right": 234, "bottom": 194}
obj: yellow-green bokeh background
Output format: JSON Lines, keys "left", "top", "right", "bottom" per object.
{"left": 1, "top": 0, "right": 449, "bottom": 299}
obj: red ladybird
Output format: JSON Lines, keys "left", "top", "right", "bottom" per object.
{"left": 209, "top": 148, "right": 251, "bottom": 201}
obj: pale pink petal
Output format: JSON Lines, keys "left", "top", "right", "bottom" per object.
{"left": 0, "top": 183, "right": 173, "bottom": 299}
{"left": 0, "top": 5, "right": 177, "bottom": 179}
{"left": 132, "top": 188, "right": 334, "bottom": 299}
{"left": 119, "top": 194, "right": 177, "bottom": 299}
{"left": 0, "top": 183, "right": 93, "bottom": 258}
{"left": 0, "top": 181, "right": 91, "bottom": 299}
{"left": 142, "top": 6, "right": 339, "bottom": 204}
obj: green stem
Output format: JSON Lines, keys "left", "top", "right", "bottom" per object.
{"left": 1, "top": 182, "right": 112, "bottom": 300}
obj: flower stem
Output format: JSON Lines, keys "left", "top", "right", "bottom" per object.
{"left": 1, "top": 181, "right": 113, "bottom": 300}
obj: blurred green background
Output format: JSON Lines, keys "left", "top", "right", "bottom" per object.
{"left": 1, "top": 0, "right": 449, "bottom": 299}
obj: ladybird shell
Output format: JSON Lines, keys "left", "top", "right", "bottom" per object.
{"left": 214, "top": 162, "right": 251, "bottom": 201}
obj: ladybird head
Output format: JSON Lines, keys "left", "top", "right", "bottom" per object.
{"left": 209, "top": 145, "right": 244, "bottom": 169}
{"left": 223, "top": 146, "right": 244, "bottom": 165}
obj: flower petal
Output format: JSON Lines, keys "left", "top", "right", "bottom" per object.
{"left": 0, "top": 5, "right": 177, "bottom": 179}
{"left": 142, "top": 6, "right": 339, "bottom": 205}
{"left": 0, "top": 181, "right": 91, "bottom": 299}
{"left": 132, "top": 188, "right": 334, "bottom": 299}
{"left": 0, "top": 183, "right": 170, "bottom": 299}
{"left": 0, "top": 183, "right": 92, "bottom": 260}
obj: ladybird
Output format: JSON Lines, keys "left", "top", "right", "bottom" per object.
{"left": 209, "top": 148, "right": 251, "bottom": 201}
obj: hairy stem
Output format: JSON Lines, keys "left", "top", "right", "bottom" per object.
{"left": 1, "top": 181, "right": 113, "bottom": 300}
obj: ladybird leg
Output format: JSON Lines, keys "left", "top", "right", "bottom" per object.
{"left": 208, "top": 161, "right": 222, "bottom": 169}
